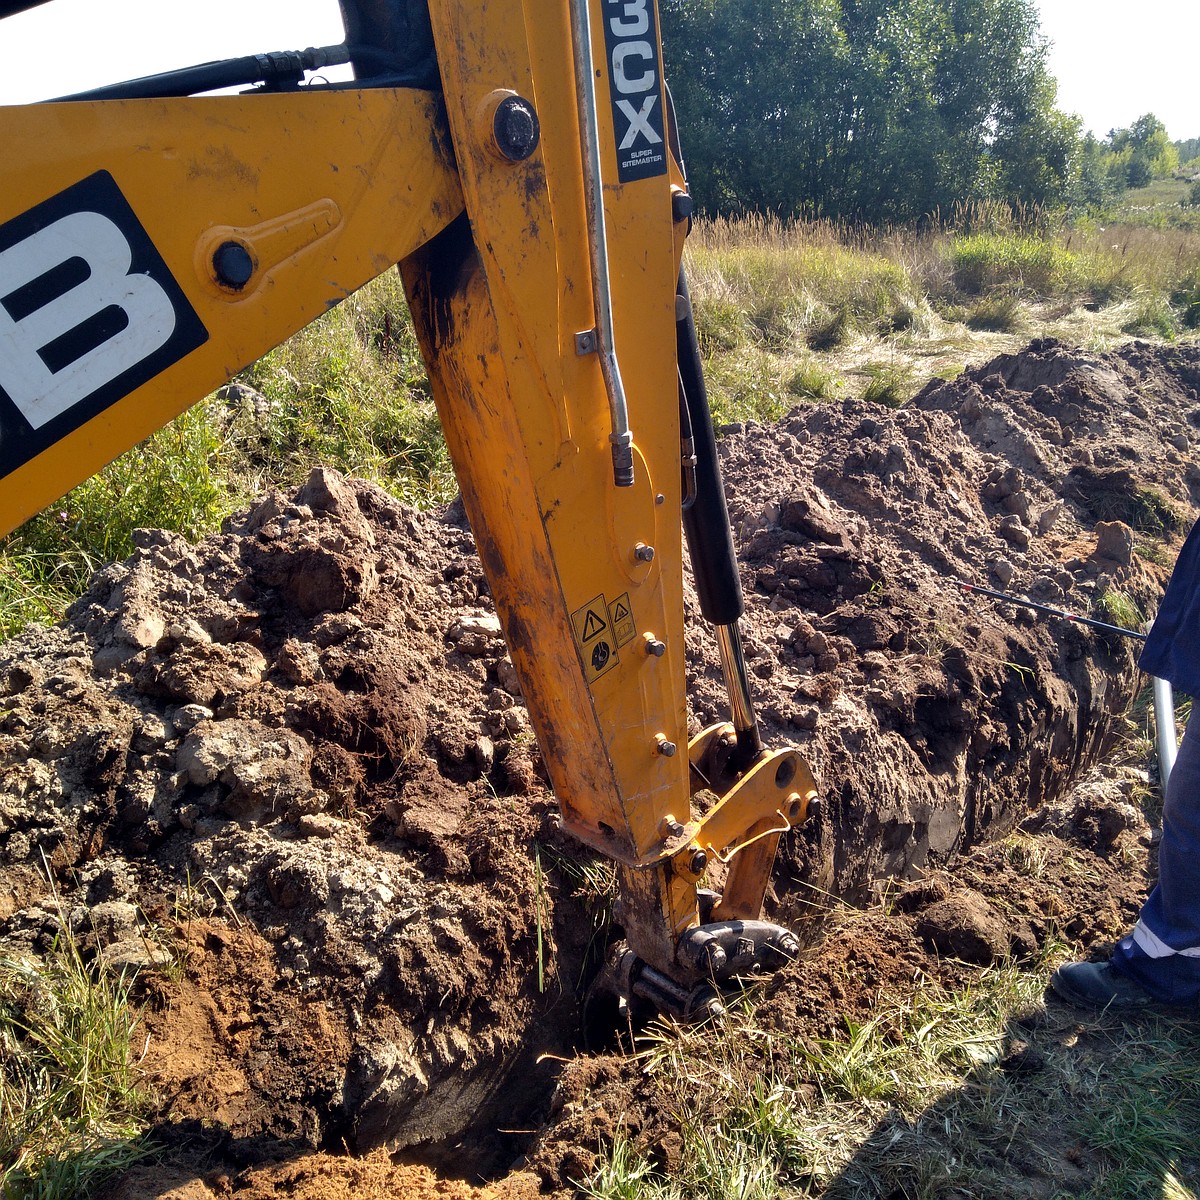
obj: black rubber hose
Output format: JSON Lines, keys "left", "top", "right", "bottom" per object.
{"left": 676, "top": 270, "right": 744, "bottom": 627}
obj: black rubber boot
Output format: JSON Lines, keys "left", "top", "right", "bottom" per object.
{"left": 1049, "top": 960, "right": 1169, "bottom": 1011}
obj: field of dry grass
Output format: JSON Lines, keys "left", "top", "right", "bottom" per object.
{"left": 684, "top": 211, "right": 1200, "bottom": 423}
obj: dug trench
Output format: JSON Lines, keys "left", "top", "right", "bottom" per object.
{"left": 2, "top": 338, "right": 1199, "bottom": 1195}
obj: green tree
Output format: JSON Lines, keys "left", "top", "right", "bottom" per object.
{"left": 1176, "top": 136, "right": 1200, "bottom": 168}
{"left": 660, "top": 0, "right": 1078, "bottom": 222}
{"left": 1110, "top": 113, "right": 1179, "bottom": 183}
{"left": 661, "top": 0, "right": 853, "bottom": 215}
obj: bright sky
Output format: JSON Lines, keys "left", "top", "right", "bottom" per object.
{"left": 0, "top": 1, "right": 347, "bottom": 104}
{"left": 1036, "top": 0, "right": 1200, "bottom": 141}
{"left": 0, "top": 1, "right": 1196, "bottom": 143}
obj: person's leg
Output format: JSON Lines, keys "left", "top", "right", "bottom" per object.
{"left": 1109, "top": 714, "right": 1200, "bottom": 1004}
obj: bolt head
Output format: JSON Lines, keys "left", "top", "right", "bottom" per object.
{"left": 634, "top": 543, "right": 655, "bottom": 563}
{"left": 645, "top": 638, "right": 666, "bottom": 658}
{"left": 213, "top": 241, "right": 254, "bottom": 290}
{"left": 658, "top": 739, "right": 678, "bottom": 758}
{"left": 493, "top": 95, "right": 540, "bottom": 161}
{"left": 672, "top": 191, "right": 694, "bottom": 223}
{"left": 689, "top": 849, "right": 708, "bottom": 874}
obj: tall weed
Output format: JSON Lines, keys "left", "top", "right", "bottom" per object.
{"left": 0, "top": 927, "right": 149, "bottom": 1199}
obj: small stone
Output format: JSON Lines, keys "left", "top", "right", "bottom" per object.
{"left": 1001, "top": 492, "right": 1031, "bottom": 522}
{"left": 172, "top": 704, "right": 214, "bottom": 736}
{"left": 298, "top": 813, "right": 342, "bottom": 839}
{"left": 1092, "top": 521, "right": 1135, "bottom": 567}
{"left": 1036, "top": 503, "right": 1065, "bottom": 535}
{"left": 991, "top": 559, "right": 1015, "bottom": 587}
{"left": 471, "top": 737, "right": 495, "bottom": 771}
{"left": 99, "top": 939, "right": 174, "bottom": 972}
{"left": 448, "top": 613, "right": 502, "bottom": 643}
{"left": 915, "top": 890, "right": 1008, "bottom": 965}
{"left": 496, "top": 657, "right": 521, "bottom": 695}
{"left": 996, "top": 515, "right": 1031, "bottom": 550}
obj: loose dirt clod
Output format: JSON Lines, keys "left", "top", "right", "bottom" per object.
{"left": 2, "top": 338, "right": 1198, "bottom": 1194}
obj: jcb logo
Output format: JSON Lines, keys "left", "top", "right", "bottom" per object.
{"left": 602, "top": 0, "right": 668, "bottom": 182}
{"left": 0, "top": 172, "right": 207, "bottom": 480}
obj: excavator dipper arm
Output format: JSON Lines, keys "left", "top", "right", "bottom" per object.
{"left": 0, "top": 0, "right": 816, "bottom": 1015}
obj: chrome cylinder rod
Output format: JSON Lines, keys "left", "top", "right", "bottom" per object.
{"left": 715, "top": 622, "right": 763, "bottom": 761}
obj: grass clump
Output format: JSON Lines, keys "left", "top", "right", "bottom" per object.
{"left": 861, "top": 362, "right": 914, "bottom": 408}
{"left": 1122, "top": 294, "right": 1181, "bottom": 340}
{"left": 786, "top": 359, "right": 838, "bottom": 400}
{"left": 703, "top": 350, "right": 791, "bottom": 428}
{"left": 0, "top": 931, "right": 150, "bottom": 1199}
{"left": 691, "top": 296, "right": 749, "bottom": 355}
{"left": 805, "top": 305, "right": 852, "bottom": 352}
{"left": 964, "top": 292, "right": 1025, "bottom": 332}
{"left": 1126, "top": 486, "right": 1185, "bottom": 538}
{"left": 949, "top": 232, "right": 1085, "bottom": 296}
{"left": 1172, "top": 271, "right": 1200, "bottom": 329}
{"left": 581, "top": 934, "right": 1200, "bottom": 1199}
{"left": 1095, "top": 588, "right": 1143, "bottom": 632}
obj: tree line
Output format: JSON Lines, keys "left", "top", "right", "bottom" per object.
{"left": 660, "top": 0, "right": 1192, "bottom": 223}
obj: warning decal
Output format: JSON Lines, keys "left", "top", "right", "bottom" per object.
{"left": 571, "top": 593, "right": 619, "bottom": 683}
{"left": 609, "top": 593, "right": 636, "bottom": 648}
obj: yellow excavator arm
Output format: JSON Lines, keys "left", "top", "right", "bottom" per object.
{"left": 0, "top": 0, "right": 816, "bottom": 1017}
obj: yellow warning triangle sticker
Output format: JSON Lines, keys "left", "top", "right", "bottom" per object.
{"left": 581, "top": 609, "right": 607, "bottom": 641}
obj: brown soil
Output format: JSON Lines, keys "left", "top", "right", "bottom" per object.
{"left": 2, "top": 337, "right": 1199, "bottom": 1196}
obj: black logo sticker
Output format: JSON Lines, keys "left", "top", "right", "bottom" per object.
{"left": 0, "top": 171, "right": 208, "bottom": 480}
{"left": 601, "top": 0, "right": 668, "bottom": 183}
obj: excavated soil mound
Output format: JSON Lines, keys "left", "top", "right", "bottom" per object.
{"left": 2, "top": 337, "right": 1199, "bottom": 1194}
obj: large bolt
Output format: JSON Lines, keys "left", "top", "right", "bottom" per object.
{"left": 492, "top": 95, "right": 540, "bottom": 161}
{"left": 657, "top": 737, "right": 678, "bottom": 758}
{"left": 634, "top": 543, "right": 655, "bottom": 563}
{"left": 689, "top": 849, "right": 708, "bottom": 875}
{"left": 213, "top": 241, "right": 254, "bottom": 290}
{"left": 671, "top": 190, "right": 694, "bottom": 223}
{"left": 644, "top": 635, "right": 666, "bottom": 658}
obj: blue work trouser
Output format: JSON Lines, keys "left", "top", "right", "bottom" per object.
{"left": 1111, "top": 716, "right": 1200, "bottom": 1004}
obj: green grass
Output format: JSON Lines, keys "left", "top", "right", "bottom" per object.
{"left": 859, "top": 362, "right": 914, "bottom": 408}
{"left": 0, "top": 404, "right": 227, "bottom": 637}
{"left": 964, "top": 292, "right": 1025, "bottom": 332}
{"left": 1095, "top": 588, "right": 1144, "bottom": 633}
{"left": 949, "top": 232, "right": 1086, "bottom": 296}
{"left": 0, "top": 927, "right": 150, "bottom": 1199}
{"left": 1123, "top": 293, "right": 1181, "bottom": 340}
{"left": 581, "top": 951, "right": 1200, "bottom": 1199}
{"left": 785, "top": 359, "right": 839, "bottom": 400}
